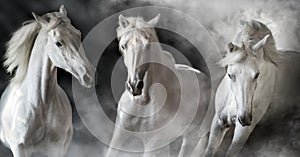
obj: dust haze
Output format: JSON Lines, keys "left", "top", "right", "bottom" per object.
{"left": 0, "top": 0, "right": 299, "bottom": 156}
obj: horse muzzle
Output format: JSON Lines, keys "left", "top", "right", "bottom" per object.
{"left": 238, "top": 114, "right": 252, "bottom": 126}
{"left": 126, "top": 80, "right": 144, "bottom": 96}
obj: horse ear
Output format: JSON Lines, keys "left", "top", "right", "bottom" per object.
{"left": 148, "top": 14, "right": 160, "bottom": 26}
{"left": 226, "top": 42, "right": 235, "bottom": 53}
{"left": 251, "top": 20, "right": 260, "bottom": 30}
{"left": 32, "top": 12, "right": 48, "bottom": 25}
{"left": 119, "top": 14, "right": 129, "bottom": 28}
{"left": 241, "top": 42, "right": 246, "bottom": 50}
{"left": 59, "top": 5, "right": 67, "bottom": 16}
{"left": 251, "top": 34, "right": 270, "bottom": 51}
{"left": 240, "top": 20, "right": 247, "bottom": 26}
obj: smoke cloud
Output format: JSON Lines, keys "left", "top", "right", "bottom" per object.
{"left": 0, "top": 0, "right": 299, "bottom": 157}
{"left": 146, "top": 0, "right": 300, "bottom": 52}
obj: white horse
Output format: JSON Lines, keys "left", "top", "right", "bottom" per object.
{"left": 203, "top": 31, "right": 278, "bottom": 157}
{"left": 105, "top": 15, "right": 211, "bottom": 157}
{"left": 0, "top": 6, "right": 95, "bottom": 157}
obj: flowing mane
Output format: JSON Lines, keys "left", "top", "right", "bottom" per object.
{"left": 236, "top": 20, "right": 280, "bottom": 66}
{"left": 218, "top": 47, "right": 254, "bottom": 67}
{"left": 4, "top": 12, "right": 72, "bottom": 84}
{"left": 4, "top": 21, "right": 41, "bottom": 83}
{"left": 116, "top": 16, "right": 154, "bottom": 40}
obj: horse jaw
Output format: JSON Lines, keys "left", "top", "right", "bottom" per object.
{"left": 132, "top": 94, "right": 150, "bottom": 105}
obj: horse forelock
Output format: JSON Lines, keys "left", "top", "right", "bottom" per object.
{"left": 117, "top": 16, "right": 154, "bottom": 40}
{"left": 218, "top": 45, "right": 258, "bottom": 67}
{"left": 41, "top": 13, "right": 67, "bottom": 30}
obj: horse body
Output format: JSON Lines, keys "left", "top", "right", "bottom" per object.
{"left": 0, "top": 39, "right": 72, "bottom": 156}
{"left": 0, "top": 6, "right": 95, "bottom": 157}
{"left": 225, "top": 51, "right": 276, "bottom": 157}
{"left": 106, "top": 15, "right": 211, "bottom": 157}
{"left": 116, "top": 55, "right": 210, "bottom": 131}
{"left": 204, "top": 20, "right": 278, "bottom": 157}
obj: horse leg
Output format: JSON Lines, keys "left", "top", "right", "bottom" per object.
{"left": 47, "top": 144, "right": 65, "bottom": 157}
{"left": 178, "top": 125, "right": 200, "bottom": 157}
{"left": 105, "top": 126, "right": 130, "bottom": 157}
{"left": 225, "top": 122, "right": 256, "bottom": 157}
{"left": 225, "top": 105, "right": 268, "bottom": 157}
{"left": 63, "top": 126, "right": 73, "bottom": 155}
{"left": 11, "top": 144, "right": 30, "bottom": 157}
{"left": 203, "top": 115, "right": 229, "bottom": 157}
{"left": 143, "top": 145, "right": 170, "bottom": 157}
{"left": 191, "top": 133, "right": 209, "bottom": 156}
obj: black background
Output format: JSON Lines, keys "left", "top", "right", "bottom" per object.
{"left": 0, "top": 0, "right": 300, "bottom": 157}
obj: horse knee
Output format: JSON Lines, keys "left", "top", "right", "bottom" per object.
{"left": 217, "top": 117, "right": 230, "bottom": 129}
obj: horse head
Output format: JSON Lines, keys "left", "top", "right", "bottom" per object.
{"left": 219, "top": 34, "right": 271, "bottom": 126}
{"left": 32, "top": 5, "right": 95, "bottom": 88}
{"left": 116, "top": 14, "right": 160, "bottom": 102}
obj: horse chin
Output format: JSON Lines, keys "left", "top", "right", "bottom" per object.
{"left": 132, "top": 94, "right": 150, "bottom": 105}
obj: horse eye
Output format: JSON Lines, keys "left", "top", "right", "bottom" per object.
{"left": 228, "top": 73, "right": 235, "bottom": 81}
{"left": 254, "top": 73, "right": 260, "bottom": 79}
{"left": 121, "top": 44, "right": 126, "bottom": 50}
{"left": 55, "top": 41, "right": 63, "bottom": 47}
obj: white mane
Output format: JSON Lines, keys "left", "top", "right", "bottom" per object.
{"left": 4, "top": 21, "right": 41, "bottom": 83}
{"left": 236, "top": 20, "right": 280, "bottom": 66}
{"left": 218, "top": 49, "right": 249, "bottom": 67}
{"left": 4, "top": 12, "right": 73, "bottom": 84}
{"left": 116, "top": 16, "right": 155, "bottom": 40}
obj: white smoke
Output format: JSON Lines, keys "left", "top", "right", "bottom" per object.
{"left": 46, "top": 0, "right": 300, "bottom": 157}
{"left": 146, "top": 0, "right": 300, "bottom": 52}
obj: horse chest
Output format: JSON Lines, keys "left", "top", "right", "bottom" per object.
{"left": 43, "top": 92, "right": 72, "bottom": 141}
{"left": 1, "top": 98, "right": 45, "bottom": 145}
{"left": 45, "top": 102, "right": 71, "bottom": 131}
{"left": 118, "top": 110, "right": 156, "bottom": 132}
{"left": 1, "top": 86, "right": 71, "bottom": 145}
{"left": 216, "top": 90, "right": 238, "bottom": 126}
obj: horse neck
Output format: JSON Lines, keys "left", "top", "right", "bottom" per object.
{"left": 23, "top": 31, "right": 58, "bottom": 107}
{"left": 143, "top": 46, "right": 177, "bottom": 108}
{"left": 147, "top": 44, "right": 174, "bottom": 83}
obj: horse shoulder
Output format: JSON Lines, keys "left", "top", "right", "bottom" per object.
{"left": 0, "top": 84, "right": 46, "bottom": 145}
{"left": 46, "top": 86, "right": 72, "bottom": 132}
{"left": 55, "top": 86, "right": 72, "bottom": 115}
{"left": 116, "top": 92, "right": 137, "bottom": 129}
{"left": 215, "top": 77, "right": 232, "bottom": 112}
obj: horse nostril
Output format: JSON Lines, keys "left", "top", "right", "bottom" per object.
{"left": 238, "top": 117, "right": 246, "bottom": 125}
{"left": 238, "top": 116, "right": 252, "bottom": 126}
{"left": 126, "top": 82, "right": 133, "bottom": 92}
{"left": 249, "top": 114, "right": 253, "bottom": 121}
{"left": 83, "top": 74, "right": 91, "bottom": 83}
{"left": 136, "top": 81, "right": 144, "bottom": 90}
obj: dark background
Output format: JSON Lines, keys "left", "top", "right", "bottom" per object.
{"left": 0, "top": 0, "right": 299, "bottom": 157}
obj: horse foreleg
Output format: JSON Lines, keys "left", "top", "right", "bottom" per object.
{"left": 226, "top": 107, "right": 267, "bottom": 157}
{"left": 225, "top": 123, "right": 256, "bottom": 157}
{"left": 178, "top": 125, "right": 200, "bottom": 157}
{"left": 191, "top": 133, "right": 208, "bottom": 156}
{"left": 105, "top": 126, "right": 130, "bottom": 157}
{"left": 47, "top": 143, "right": 65, "bottom": 157}
{"left": 203, "top": 115, "right": 229, "bottom": 157}
{"left": 143, "top": 145, "right": 170, "bottom": 157}
{"left": 63, "top": 126, "right": 73, "bottom": 155}
{"left": 11, "top": 144, "right": 30, "bottom": 157}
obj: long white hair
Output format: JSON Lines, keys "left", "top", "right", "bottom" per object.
{"left": 4, "top": 21, "right": 41, "bottom": 83}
